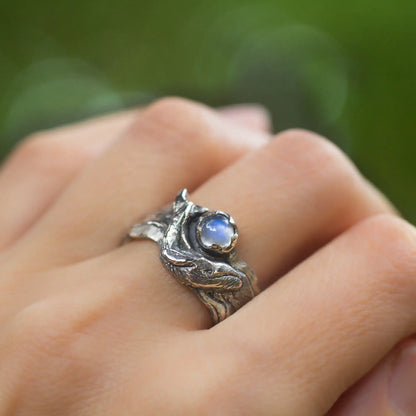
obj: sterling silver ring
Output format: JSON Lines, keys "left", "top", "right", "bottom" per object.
{"left": 123, "top": 189, "right": 259, "bottom": 324}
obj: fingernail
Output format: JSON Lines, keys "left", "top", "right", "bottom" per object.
{"left": 389, "top": 341, "right": 416, "bottom": 415}
{"left": 219, "top": 104, "right": 272, "bottom": 133}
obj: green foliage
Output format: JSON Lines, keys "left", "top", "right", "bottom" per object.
{"left": 0, "top": 0, "right": 415, "bottom": 219}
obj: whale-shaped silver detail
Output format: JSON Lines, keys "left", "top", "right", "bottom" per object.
{"left": 124, "top": 189, "right": 259, "bottom": 324}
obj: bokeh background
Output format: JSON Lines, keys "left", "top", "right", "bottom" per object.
{"left": 1, "top": 0, "right": 415, "bottom": 219}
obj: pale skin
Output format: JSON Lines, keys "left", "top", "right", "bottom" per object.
{"left": 0, "top": 97, "right": 415, "bottom": 415}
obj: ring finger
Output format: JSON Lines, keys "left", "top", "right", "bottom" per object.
{"left": 98, "top": 128, "right": 396, "bottom": 329}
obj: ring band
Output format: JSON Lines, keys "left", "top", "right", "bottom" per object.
{"left": 123, "top": 189, "right": 259, "bottom": 324}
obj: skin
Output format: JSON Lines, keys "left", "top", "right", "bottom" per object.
{"left": 0, "top": 97, "right": 414, "bottom": 415}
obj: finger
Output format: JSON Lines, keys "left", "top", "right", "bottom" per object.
{"left": 12, "top": 98, "right": 268, "bottom": 268}
{"left": 0, "top": 103, "right": 270, "bottom": 253}
{"left": 218, "top": 104, "right": 272, "bottom": 132}
{"left": 192, "top": 130, "right": 396, "bottom": 283}
{"left": 0, "top": 109, "right": 140, "bottom": 250}
{"left": 212, "top": 215, "right": 416, "bottom": 415}
{"left": 327, "top": 337, "right": 416, "bottom": 416}
{"left": 81, "top": 129, "right": 397, "bottom": 331}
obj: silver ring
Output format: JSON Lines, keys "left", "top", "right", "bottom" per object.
{"left": 123, "top": 189, "right": 259, "bottom": 324}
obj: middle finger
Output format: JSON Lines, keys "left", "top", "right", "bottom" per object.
{"left": 96, "top": 129, "right": 395, "bottom": 329}
{"left": 8, "top": 97, "right": 268, "bottom": 269}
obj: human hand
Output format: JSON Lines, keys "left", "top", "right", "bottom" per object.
{"left": 0, "top": 98, "right": 414, "bottom": 415}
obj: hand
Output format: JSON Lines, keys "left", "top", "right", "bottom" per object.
{"left": 0, "top": 98, "right": 414, "bottom": 415}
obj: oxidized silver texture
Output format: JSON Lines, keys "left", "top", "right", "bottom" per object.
{"left": 123, "top": 189, "right": 259, "bottom": 324}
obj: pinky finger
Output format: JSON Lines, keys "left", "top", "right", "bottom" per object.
{"left": 328, "top": 338, "right": 416, "bottom": 416}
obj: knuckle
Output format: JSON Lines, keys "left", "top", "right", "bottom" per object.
{"left": 270, "top": 129, "right": 360, "bottom": 194}
{"left": 278, "top": 129, "right": 354, "bottom": 176}
{"left": 357, "top": 214, "right": 416, "bottom": 294}
{"left": 16, "top": 132, "right": 51, "bottom": 160}
{"left": 3, "top": 299, "right": 104, "bottom": 409}
{"left": 13, "top": 133, "right": 91, "bottom": 174}
{"left": 141, "top": 96, "right": 204, "bottom": 132}
{"left": 5, "top": 297, "right": 98, "bottom": 372}
{"left": 21, "top": 130, "right": 50, "bottom": 144}
{"left": 128, "top": 96, "right": 216, "bottom": 150}
{"left": 144, "top": 96, "right": 200, "bottom": 120}
{"left": 7, "top": 300, "right": 71, "bottom": 352}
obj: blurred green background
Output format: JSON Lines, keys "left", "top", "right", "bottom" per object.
{"left": 1, "top": 0, "right": 415, "bottom": 219}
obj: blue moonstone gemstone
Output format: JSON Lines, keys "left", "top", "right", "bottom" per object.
{"left": 199, "top": 214, "right": 235, "bottom": 249}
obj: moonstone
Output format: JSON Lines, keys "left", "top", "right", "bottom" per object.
{"left": 199, "top": 214, "right": 234, "bottom": 249}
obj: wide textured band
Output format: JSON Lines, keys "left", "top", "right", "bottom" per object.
{"left": 123, "top": 189, "right": 259, "bottom": 324}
